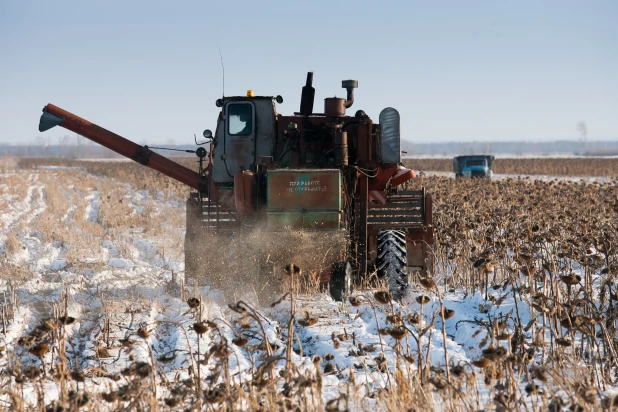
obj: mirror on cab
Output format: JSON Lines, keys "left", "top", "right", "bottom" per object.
{"left": 194, "top": 129, "right": 213, "bottom": 145}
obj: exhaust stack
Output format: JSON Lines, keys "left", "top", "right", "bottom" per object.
{"left": 342, "top": 79, "right": 358, "bottom": 109}
{"left": 299, "top": 72, "right": 315, "bottom": 116}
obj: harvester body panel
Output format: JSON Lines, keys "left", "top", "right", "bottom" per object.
{"left": 266, "top": 169, "right": 341, "bottom": 230}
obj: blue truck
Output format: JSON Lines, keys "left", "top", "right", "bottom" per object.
{"left": 453, "top": 155, "right": 495, "bottom": 178}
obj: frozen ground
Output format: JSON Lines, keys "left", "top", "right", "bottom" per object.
{"left": 404, "top": 154, "right": 618, "bottom": 159}
{"left": 0, "top": 165, "right": 610, "bottom": 410}
{"left": 419, "top": 170, "right": 615, "bottom": 183}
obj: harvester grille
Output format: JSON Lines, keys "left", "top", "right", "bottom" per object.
{"left": 367, "top": 189, "right": 426, "bottom": 229}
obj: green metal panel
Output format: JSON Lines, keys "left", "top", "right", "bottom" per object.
{"left": 266, "top": 211, "right": 341, "bottom": 230}
{"left": 266, "top": 169, "right": 341, "bottom": 211}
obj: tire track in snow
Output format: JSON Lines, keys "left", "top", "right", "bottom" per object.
{"left": 84, "top": 192, "right": 101, "bottom": 223}
{"left": 0, "top": 169, "right": 285, "bottom": 401}
{"left": 59, "top": 185, "right": 77, "bottom": 225}
{"left": 24, "top": 178, "right": 47, "bottom": 227}
{"left": 17, "top": 173, "right": 73, "bottom": 272}
{"left": 0, "top": 172, "right": 36, "bottom": 253}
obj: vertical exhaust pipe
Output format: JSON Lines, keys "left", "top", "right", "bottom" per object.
{"left": 299, "top": 72, "right": 315, "bottom": 116}
{"left": 342, "top": 80, "right": 358, "bottom": 109}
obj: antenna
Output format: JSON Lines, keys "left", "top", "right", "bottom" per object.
{"left": 218, "top": 47, "right": 225, "bottom": 98}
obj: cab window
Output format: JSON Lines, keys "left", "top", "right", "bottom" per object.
{"left": 228, "top": 103, "right": 253, "bottom": 136}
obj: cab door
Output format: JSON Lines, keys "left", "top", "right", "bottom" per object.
{"left": 215, "top": 101, "right": 256, "bottom": 183}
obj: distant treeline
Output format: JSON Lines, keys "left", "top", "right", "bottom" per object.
{"left": 403, "top": 158, "right": 618, "bottom": 177}
{"left": 401, "top": 140, "right": 618, "bottom": 156}
{"left": 1, "top": 139, "right": 617, "bottom": 158}
{"left": 0, "top": 141, "right": 196, "bottom": 158}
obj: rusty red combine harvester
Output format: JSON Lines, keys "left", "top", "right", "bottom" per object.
{"left": 39, "top": 72, "right": 433, "bottom": 301}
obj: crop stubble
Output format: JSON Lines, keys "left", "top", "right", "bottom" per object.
{"left": 0, "top": 157, "right": 616, "bottom": 410}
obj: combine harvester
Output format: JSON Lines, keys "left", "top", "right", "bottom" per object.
{"left": 453, "top": 155, "right": 495, "bottom": 179}
{"left": 38, "top": 72, "right": 433, "bottom": 301}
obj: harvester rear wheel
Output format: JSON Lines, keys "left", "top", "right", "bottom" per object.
{"left": 377, "top": 230, "right": 408, "bottom": 300}
{"left": 329, "top": 261, "right": 352, "bottom": 302}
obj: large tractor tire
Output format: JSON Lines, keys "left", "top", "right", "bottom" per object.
{"left": 329, "top": 261, "right": 352, "bottom": 302}
{"left": 377, "top": 230, "right": 408, "bottom": 300}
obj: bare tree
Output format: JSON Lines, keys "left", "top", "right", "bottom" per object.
{"left": 576, "top": 121, "right": 588, "bottom": 152}
{"left": 576, "top": 121, "right": 588, "bottom": 140}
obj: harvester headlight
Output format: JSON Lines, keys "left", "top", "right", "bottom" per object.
{"left": 203, "top": 129, "right": 213, "bottom": 139}
{"left": 463, "top": 171, "right": 472, "bottom": 177}
{"left": 196, "top": 147, "right": 207, "bottom": 159}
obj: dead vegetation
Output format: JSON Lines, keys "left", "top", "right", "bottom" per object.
{"left": 399, "top": 173, "right": 618, "bottom": 410}
{"left": 18, "top": 157, "right": 195, "bottom": 200}
{"left": 0, "top": 157, "right": 18, "bottom": 173}
{"left": 404, "top": 157, "right": 618, "bottom": 177}
{"left": 0, "top": 158, "right": 617, "bottom": 410}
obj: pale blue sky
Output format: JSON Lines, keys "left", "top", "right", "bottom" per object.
{"left": 1, "top": 0, "right": 616, "bottom": 144}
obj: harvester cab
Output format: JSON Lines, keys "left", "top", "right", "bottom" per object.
{"left": 38, "top": 72, "right": 434, "bottom": 303}
{"left": 209, "top": 93, "right": 279, "bottom": 185}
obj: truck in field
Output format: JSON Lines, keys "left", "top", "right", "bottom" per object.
{"left": 453, "top": 155, "right": 495, "bottom": 178}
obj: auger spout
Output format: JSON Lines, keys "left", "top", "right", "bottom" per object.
{"left": 39, "top": 104, "right": 205, "bottom": 191}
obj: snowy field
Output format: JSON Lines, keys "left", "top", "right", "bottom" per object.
{"left": 0, "top": 159, "right": 617, "bottom": 411}
{"left": 419, "top": 170, "right": 615, "bottom": 183}
{"left": 403, "top": 154, "right": 618, "bottom": 159}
